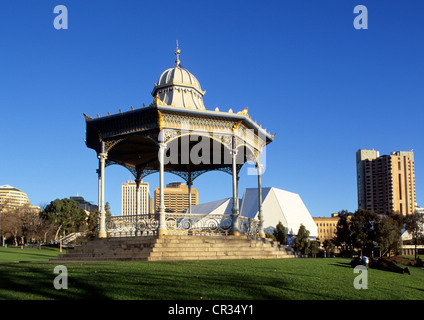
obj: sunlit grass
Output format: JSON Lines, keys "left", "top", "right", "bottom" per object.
{"left": 0, "top": 246, "right": 65, "bottom": 263}
{"left": 0, "top": 254, "right": 423, "bottom": 300}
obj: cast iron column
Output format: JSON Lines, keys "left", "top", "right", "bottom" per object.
{"left": 135, "top": 177, "right": 141, "bottom": 236}
{"left": 257, "top": 163, "right": 265, "bottom": 238}
{"left": 98, "top": 141, "right": 107, "bottom": 238}
{"left": 158, "top": 142, "right": 167, "bottom": 235}
{"left": 231, "top": 137, "right": 240, "bottom": 235}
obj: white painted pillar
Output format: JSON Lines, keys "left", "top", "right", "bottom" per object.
{"left": 135, "top": 178, "right": 141, "bottom": 236}
{"left": 97, "top": 168, "right": 101, "bottom": 234}
{"left": 257, "top": 163, "right": 265, "bottom": 238}
{"left": 98, "top": 142, "right": 107, "bottom": 238}
{"left": 231, "top": 139, "right": 240, "bottom": 235}
{"left": 158, "top": 143, "right": 167, "bottom": 235}
{"left": 187, "top": 173, "right": 192, "bottom": 215}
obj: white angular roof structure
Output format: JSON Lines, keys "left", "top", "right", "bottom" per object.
{"left": 189, "top": 198, "right": 236, "bottom": 215}
{"left": 240, "top": 187, "right": 317, "bottom": 238}
{"left": 189, "top": 187, "right": 318, "bottom": 238}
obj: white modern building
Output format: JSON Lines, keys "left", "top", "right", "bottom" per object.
{"left": 189, "top": 187, "right": 318, "bottom": 238}
{"left": 121, "top": 180, "right": 150, "bottom": 216}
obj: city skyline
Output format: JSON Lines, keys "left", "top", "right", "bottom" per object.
{"left": 1, "top": 1, "right": 423, "bottom": 217}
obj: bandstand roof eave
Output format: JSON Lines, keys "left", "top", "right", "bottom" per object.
{"left": 84, "top": 105, "right": 154, "bottom": 124}
{"left": 155, "top": 105, "right": 274, "bottom": 141}
{"left": 84, "top": 104, "right": 274, "bottom": 148}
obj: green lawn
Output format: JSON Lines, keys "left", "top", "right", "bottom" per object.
{"left": 0, "top": 246, "right": 66, "bottom": 263}
{"left": 0, "top": 247, "right": 423, "bottom": 300}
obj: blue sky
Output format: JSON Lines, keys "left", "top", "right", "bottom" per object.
{"left": 1, "top": 1, "right": 423, "bottom": 217}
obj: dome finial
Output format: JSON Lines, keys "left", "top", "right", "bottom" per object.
{"left": 174, "top": 40, "right": 181, "bottom": 66}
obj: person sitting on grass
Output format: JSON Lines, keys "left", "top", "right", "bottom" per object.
{"left": 350, "top": 256, "right": 367, "bottom": 268}
{"left": 416, "top": 257, "right": 423, "bottom": 267}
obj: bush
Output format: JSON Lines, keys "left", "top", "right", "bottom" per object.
{"left": 294, "top": 224, "right": 311, "bottom": 255}
{"left": 266, "top": 233, "right": 277, "bottom": 241}
{"left": 273, "top": 221, "right": 287, "bottom": 245}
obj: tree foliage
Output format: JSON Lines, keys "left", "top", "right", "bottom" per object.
{"left": 294, "top": 224, "right": 310, "bottom": 255}
{"left": 350, "top": 209, "right": 378, "bottom": 255}
{"left": 1, "top": 198, "right": 103, "bottom": 246}
{"left": 323, "top": 239, "right": 335, "bottom": 257}
{"left": 1, "top": 204, "right": 53, "bottom": 246}
{"left": 310, "top": 240, "right": 320, "bottom": 258}
{"left": 87, "top": 209, "right": 99, "bottom": 235}
{"left": 42, "top": 198, "right": 87, "bottom": 235}
{"left": 334, "top": 210, "right": 353, "bottom": 255}
{"left": 404, "top": 211, "right": 424, "bottom": 260}
{"left": 273, "top": 221, "right": 287, "bottom": 245}
{"left": 374, "top": 212, "right": 403, "bottom": 256}
{"left": 333, "top": 208, "right": 414, "bottom": 257}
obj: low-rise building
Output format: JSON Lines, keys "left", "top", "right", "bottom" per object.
{"left": 313, "top": 213, "right": 340, "bottom": 244}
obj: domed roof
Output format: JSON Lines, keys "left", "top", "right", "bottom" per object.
{"left": 156, "top": 66, "right": 203, "bottom": 94}
{"left": 151, "top": 43, "right": 206, "bottom": 110}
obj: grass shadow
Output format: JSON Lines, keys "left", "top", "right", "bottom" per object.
{"left": 330, "top": 262, "right": 352, "bottom": 269}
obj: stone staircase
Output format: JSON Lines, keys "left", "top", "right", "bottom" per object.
{"left": 50, "top": 235, "right": 300, "bottom": 262}
{"left": 56, "top": 231, "right": 88, "bottom": 245}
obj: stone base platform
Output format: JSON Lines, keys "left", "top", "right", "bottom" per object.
{"left": 50, "top": 235, "right": 301, "bottom": 262}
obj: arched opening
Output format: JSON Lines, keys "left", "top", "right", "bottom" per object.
{"left": 99, "top": 130, "right": 264, "bottom": 237}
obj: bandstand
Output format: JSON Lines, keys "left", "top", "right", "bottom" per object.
{"left": 84, "top": 44, "right": 275, "bottom": 239}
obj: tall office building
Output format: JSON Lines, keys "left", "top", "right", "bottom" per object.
{"left": 121, "top": 180, "right": 150, "bottom": 216}
{"left": 356, "top": 149, "right": 416, "bottom": 215}
{"left": 154, "top": 182, "right": 198, "bottom": 213}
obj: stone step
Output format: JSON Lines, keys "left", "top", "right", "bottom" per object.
{"left": 156, "top": 235, "right": 251, "bottom": 241}
{"left": 52, "top": 256, "right": 149, "bottom": 262}
{"left": 152, "top": 245, "right": 279, "bottom": 252}
{"left": 50, "top": 235, "right": 300, "bottom": 262}
{"left": 147, "top": 253, "right": 294, "bottom": 261}
{"left": 51, "top": 252, "right": 151, "bottom": 262}
{"left": 152, "top": 243, "right": 277, "bottom": 250}
{"left": 150, "top": 248, "right": 289, "bottom": 257}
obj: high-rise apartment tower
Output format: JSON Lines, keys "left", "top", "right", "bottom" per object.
{"left": 356, "top": 149, "right": 416, "bottom": 215}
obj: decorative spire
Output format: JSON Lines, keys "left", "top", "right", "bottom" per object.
{"left": 175, "top": 40, "right": 181, "bottom": 66}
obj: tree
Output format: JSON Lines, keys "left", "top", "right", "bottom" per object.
{"left": 294, "top": 224, "right": 310, "bottom": 255}
{"left": 104, "top": 202, "right": 112, "bottom": 217}
{"left": 1, "top": 209, "right": 22, "bottom": 246}
{"left": 87, "top": 209, "right": 99, "bottom": 236}
{"left": 404, "top": 211, "right": 424, "bottom": 260}
{"left": 322, "top": 239, "right": 335, "bottom": 257}
{"left": 0, "top": 198, "right": 10, "bottom": 246}
{"left": 273, "top": 221, "right": 287, "bottom": 245}
{"left": 310, "top": 241, "right": 320, "bottom": 258}
{"left": 374, "top": 212, "right": 403, "bottom": 256}
{"left": 42, "top": 198, "right": 87, "bottom": 236}
{"left": 19, "top": 207, "right": 49, "bottom": 248}
{"left": 334, "top": 210, "right": 353, "bottom": 256}
{"left": 350, "top": 209, "right": 378, "bottom": 256}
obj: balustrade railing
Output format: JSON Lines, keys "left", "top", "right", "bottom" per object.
{"left": 105, "top": 213, "right": 259, "bottom": 237}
